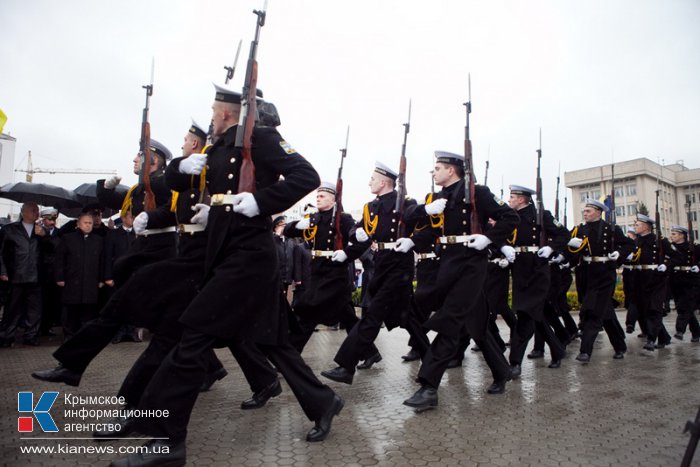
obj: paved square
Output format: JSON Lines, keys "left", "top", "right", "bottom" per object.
{"left": 1, "top": 312, "right": 698, "bottom": 466}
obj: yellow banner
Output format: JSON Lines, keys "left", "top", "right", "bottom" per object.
{"left": 0, "top": 108, "right": 7, "bottom": 134}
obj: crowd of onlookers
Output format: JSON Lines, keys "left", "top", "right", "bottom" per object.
{"left": 0, "top": 202, "right": 140, "bottom": 347}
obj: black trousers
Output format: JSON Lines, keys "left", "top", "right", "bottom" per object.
{"left": 117, "top": 332, "right": 224, "bottom": 407}
{"left": 62, "top": 304, "right": 98, "bottom": 341}
{"left": 404, "top": 297, "right": 431, "bottom": 358}
{"left": 137, "top": 328, "right": 336, "bottom": 442}
{"left": 533, "top": 303, "right": 571, "bottom": 352}
{"left": 333, "top": 303, "right": 392, "bottom": 371}
{"left": 418, "top": 331, "right": 510, "bottom": 388}
{"left": 40, "top": 281, "right": 62, "bottom": 333}
{"left": 509, "top": 311, "right": 566, "bottom": 364}
{"left": 579, "top": 310, "right": 627, "bottom": 355}
{"left": 0, "top": 282, "right": 42, "bottom": 341}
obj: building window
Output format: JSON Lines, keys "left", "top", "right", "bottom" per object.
{"left": 580, "top": 192, "right": 588, "bottom": 202}
{"left": 627, "top": 205, "right": 637, "bottom": 216}
{"left": 694, "top": 212, "right": 698, "bottom": 222}
{"left": 615, "top": 206, "right": 625, "bottom": 217}
{"left": 626, "top": 185, "right": 637, "bottom": 196}
{"left": 591, "top": 190, "right": 600, "bottom": 199}
{"left": 614, "top": 187, "right": 624, "bottom": 197}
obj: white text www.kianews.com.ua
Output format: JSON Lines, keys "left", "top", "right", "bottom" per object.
{"left": 20, "top": 444, "right": 171, "bottom": 455}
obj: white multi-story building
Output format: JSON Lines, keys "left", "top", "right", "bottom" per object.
{"left": 565, "top": 158, "right": 700, "bottom": 238}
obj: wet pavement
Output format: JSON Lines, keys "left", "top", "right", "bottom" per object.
{"left": 1, "top": 311, "right": 698, "bottom": 466}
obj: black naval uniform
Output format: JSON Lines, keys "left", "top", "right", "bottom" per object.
{"left": 508, "top": 204, "right": 569, "bottom": 367}
{"left": 284, "top": 209, "right": 373, "bottom": 353}
{"left": 409, "top": 182, "right": 518, "bottom": 391}
{"left": 484, "top": 246, "right": 516, "bottom": 350}
{"left": 666, "top": 240, "right": 700, "bottom": 340}
{"left": 135, "top": 125, "right": 338, "bottom": 445}
{"left": 568, "top": 219, "right": 634, "bottom": 358}
{"left": 630, "top": 232, "right": 672, "bottom": 348}
{"left": 328, "top": 190, "right": 417, "bottom": 375}
{"left": 48, "top": 171, "right": 176, "bottom": 375}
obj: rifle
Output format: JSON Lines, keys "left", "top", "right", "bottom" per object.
{"left": 687, "top": 197, "right": 696, "bottom": 264}
{"left": 535, "top": 129, "right": 545, "bottom": 247}
{"left": 563, "top": 196, "right": 568, "bottom": 228}
{"left": 334, "top": 127, "right": 349, "bottom": 251}
{"left": 236, "top": 1, "right": 268, "bottom": 194}
{"left": 395, "top": 100, "right": 411, "bottom": 238}
{"left": 484, "top": 145, "right": 490, "bottom": 186}
{"left": 463, "top": 75, "right": 481, "bottom": 234}
{"left": 139, "top": 59, "right": 156, "bottom": 212}
{"left": 655, "top": 186, "right": 664, "bottom": 263}
{"left": 610, "top": 163, "right": 616, "bottom": 225}
{"left": 554, "top": 161, "right": 561, "bottom": 221}
{"left": 207, "top": 40, "right": 244, "bottom": 146}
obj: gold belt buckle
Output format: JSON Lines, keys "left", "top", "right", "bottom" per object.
{"left": 211, "top": 194, "right": 224, "bottom": 206}
{"left": 178, "top": 224, "right": 186, "bottom": 234}
{"left": 446, "top": 236, "right": 456, "bottom": 244}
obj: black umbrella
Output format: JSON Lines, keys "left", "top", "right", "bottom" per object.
{"left": 0, "top": 182, "right": 82, "bottom": 209}
{"left": 62, "top": 182, "right": 130, "bottom": 218}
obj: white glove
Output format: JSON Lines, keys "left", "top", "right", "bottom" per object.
{"left": 467, "top": 234, "right": 492, "bottom": 251}
{"left": 232, "top": 192, "right": 260, "bottom": 217}
{"left": 394, "top": 238, "right": 415, "bottom": 253}
{"left": 425, "top": 198, "right": 447, "bottom": 216}
{"left": 608, "top": 251, "right": 620, "bottom": 261}
{"left": 331, "top": 250, "right": 348, "bottom": 263}
{"left": 537, "top": 246, "right": 554, "bottom": 258}
{"left": 190, "top": 203, "right": 210, "bottom": 228}
{"left": 626, "top": 253, "right": 634, "bottom": 261}
{"left": 551, "top": 254, "right": 565, "bottom": 264}
{"left": 355, "top": 228, "right": 369, "bottom": 242}
{"left": 691, "top": 266, "right": 699, "bottom": 273}
{"left": 560, "top": 262, "right": 570, "bottom": 269}
{"left": 104, "top": 175, "right": 122, "bottom": 190}
{"left": 568, "top": 237, "right": 583, "bottom": 249}
{"left": 179, "top": 154, "right": 207, "bottom": 175}
{"left": 133, "top": 212, "right": 148, "bottom": 234}
{"left": 498, "top": 258, "right": 510, "bottom": 269}
{"left": 657, "top": 264, "right": 667, "bottom": 273}
{"left": 501, "top": 245, "right": 516, "bottom": 263}
{"left": 295, "top": 217, "right": 310, "bottom": 230}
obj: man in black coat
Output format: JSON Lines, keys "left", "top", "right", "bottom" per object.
{"left": 31, "top": 140, "right": 176, "bottom": 381}
{"left": 321, "top": 161, "right": 417, "bottom": 384}
{"left": 629, "top": 214, "right": 672, "bottom": 351}
{"left": 55, "top": 213, "right": 104, "bottom": 339}
{"left": 110, "top": 84, "right": 342, "bottom": 466}
{"left": 402, "top": 152, "right": 519, "bottom": 409}
{"left": 37, "top": 207, "right": 62, "bottom": 337}
{"left": 0, "top": 202, "right": 45, "bottom": 347}
{"left": 666, "top": 225, "right": 700, "bottom": 341}
{"left": 273, "top": 215, "right": 295, "bottom": 295}
{"left": 566, "top": 199, "right": 634, "bottom": 362}
{"left": 503, "top": 185, "right": 569, "bottom": 375}
{"left": 284, "top": 181, "right": 375, "bottom": 355}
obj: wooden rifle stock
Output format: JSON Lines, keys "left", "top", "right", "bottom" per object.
{"left": 535, "top": 130, "right": 545, "bottom": 248}
{"left": 464, "top": 76, "right": 481, "bottom": 235}
{"left": 236, "top": 4, "right": 267, "bottom": 194}
{"left": 334, "top": 127, "right": 349, "bottom": 251}
{"left": 396, "top": 100, "right": 411, "bottom": 238}
{"left": 139, "top": 63, "right": 155, "bottom": 212}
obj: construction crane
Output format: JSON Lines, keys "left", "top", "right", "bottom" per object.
{"left": 15, "top": 150, "right": 116, "bottom": 182}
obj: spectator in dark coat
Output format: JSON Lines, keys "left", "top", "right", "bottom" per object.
{"left": 0, "top": 202, "right": 45, "bottom": 346}
{"left": 291, "top": 239, "right": 312, "bottom": 307}
{"left": 38, "top": 207, "right": 62, "bottom": 337}
{"left": 55, "top": 213, "right": 105, "bottom": 340}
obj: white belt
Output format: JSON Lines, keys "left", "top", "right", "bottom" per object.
{"left": 515, "top": 246, "right": 540, "bottom": 254}
{"left": 210, "top": 193, "right": 237, "bottom": 206}
{"left": 178, "top": 223, "right": 205, "bottom": 234}
{"left": 674, "top": 266, "right": 692, "bottom": 272}
{"left": 416, "top": 252, "right": 437, "bottom": 260}
{"left": 633, "top": 264, "right": 658, "bottom": 270}
{"left": 583, "top": 256, "right": 611, "bottom": 263}
{"left": 438, "top": 235, "right": 470, "bottom": 245}
{"left": 377, "top": 242, "right": 398, "bottom": 250}
{"left": 622, "top": 265, "right": 633, "bottom": 270}
{"left": 490, "top": 258, "right": 504, "bottom": 264}
{"left": 137, "top": 226, "right": 177, "bottom": 237}
{"left": 310, "top": 250, "right": 334, "bottom": 258}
